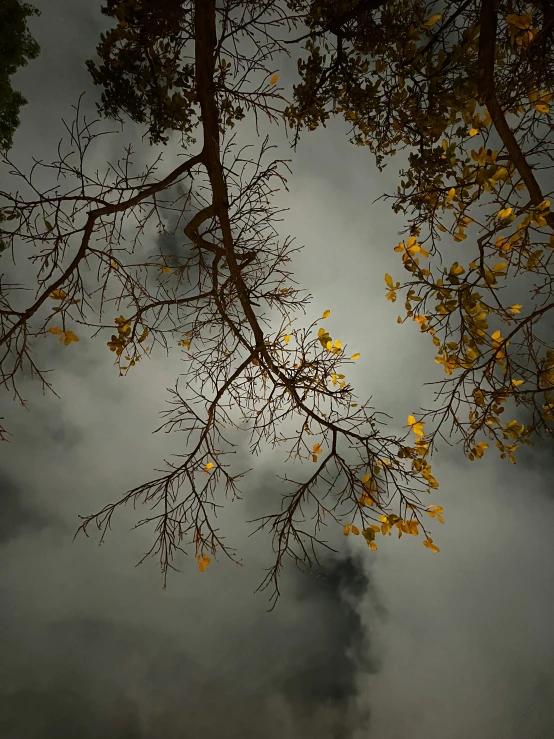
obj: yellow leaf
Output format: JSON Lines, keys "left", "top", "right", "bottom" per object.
{"left": 350, "top": 353, "right": 360, "bottom": 360}
{"left": 512, "top": 378, "right": 524, "bottom": 386}
{"left": 469, "top": 128, "right": 479, "bottom": 136}
{"left": 497, "top": 207, "right": 513, "bottom": 219}
{"left": 50, "top": 289, "right": 67, "bottom": 300}
{"left": 535, "top": 103, "right": 550, "bottom": 114}
{"left": 162, "top": 266, "right": 172, "bottom": 273}
{"left": 509, "top": 304, "right": 522, "bottom": 314}
{"left": 491, "top": 330, "right": 502, "bottom": 341}
{"left": 321, "top": 309, "right": 331, "bottom": 319}
{"left": 506, "top": 12, "right": 532, "bottom": 29}
{"left": 385, "top": 273, "right": 394, "bottom": 288}
{"left": 407, "top": 414, "right": 416, "bottom": 426}
{"left": 252, "top": 357, "right": 260, "bottom": 365}
{"left": 344, "top": 524, "right": 351, "bottom": 536}
{"left": 269, "top": 73, "right": 279, "bottom": 84}
{"left": 334, "top": 340, "right": 342, "bottom": 349}
{"left": 196, "top": 554, "right": 211, "bottom": 572}
{"left": 412, "top": 422, "right": 425, "bottom": 437}
{"left": 447, "top": 187, "right": 456, "bottom": 201}
{"left": 423, "top": 537, "right": 440, "bottom": 553}
{"left": 205, "top": 462, "right": 214, "bottom": 471}
{"left": 48, "top": 326, "right": 63, "bottom": 335}
{"left": 283, "top": 334, "right": 291, "bottom": 343}
{"left": 63, "top": 330, "right": 79, "bottom": 345}
{"left": 423, "top": 13, "right": 441, "bottom": 27}
{"left": 351, "top": 525, "right": 360, "bottom": 535}
{"left": 110, "top": 261, "right": 118, "bottom": 269}
{"left": 492, "top": 262, "right": 507, "bottom": 272}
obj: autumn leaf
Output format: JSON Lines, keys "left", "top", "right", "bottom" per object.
{"left": 48, "top": 326, "right": 63, "bottom": 335}
{"left": 269, "top": 73, "right": 279, "bottom": 84}
{"left": 283, "top": 334, "right": 291, "bottom": 343}
{"left": 506, "top": 12, "right": 532, "bottom": 29}
{"left": 321, "top": 309, "right": 330, "bottom": 319}
{"left": 423, "top": 13, "right": 441, "bottom": 27}
{"left": 497, "top": 207, "right": 513, "bottom": 219}
{"left": 343, "top": 524, "right": 351, "bottom": 536}
{"left": 196, "top": 555, "right": 211, "bottom": 573}
{"left": 469, "top": 128, "right": 478, "bottom": 136}
{"left": 350, "top": 353, "right": 360, "bottom": 360}
{"left": 205, "top": 462, "right": 214, "bottom": 471}
{"left": 407, "top": 415, "right": 424, "bottom": 437}
{"left": 50, "top": 289, "right": 67, "bottom": 300}
{"left": 63, "top": 330, "right": 79, "bottom": 345}
{"left": 385, "top": 273, "right": 394, "bottom": 288}
{"left": 423, "top": 537, "right": 440, "bottom": 553}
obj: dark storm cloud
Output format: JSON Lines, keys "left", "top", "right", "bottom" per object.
{"left": 0, "top": 470, "right": 49, "bottom": 544}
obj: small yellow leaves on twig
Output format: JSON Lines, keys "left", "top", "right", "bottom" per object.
{"left": 343, "top": 524, "right": 351, "bottom": 536}
{"left": 50, "top": 289, "right": 67, "bottom": 300}
{"left": 497, "top": 207, "right": 513, "bottom": 219}
{"left": 469, "top": 128, "right": 479, "bottom": 136}
{"left": 509, "top": 304, "right": 522, "bottom": 315}
{"left": 351, "top": 353, "right": 360, "bottom": 361}
{"left": 49, "top": 327, "right": 63, "bottom": 335}
{"left": 196, "top": 555, "right": 211, "bottom": 572}
{"left": 385, "top": 273, "right": 394, "bottom": 288}
{"left": 512, "top": 378, "right": 525, "bottom": 386}
{"left": 407, "top": 414, "right": 425, "bottom": 437}
{"left": 283, "top": 334, "right": 291, "bottom": 344}
{"left": 321, "top": 309, "right": 331, "bottom": 319}
{"left": 110, "top": 261, "right": 118, "bottom": 269}
{"left": 351, "top": 525, "right": 360, "bottom": 535}
{"left": 205, "top": 462, "right": 214, "bottom": 471}
{"left": 269, "top": 73, "right": 279, "bottom": 84}
{"left": 161, "top": 266, "right": 172, "bottom": 274}
{"left": 423, "top": 537, "right": 440, "bottom": 553}
{"left": 447, "top": 187, "right": 456, "bottom": 201}
{"left": 312, "top": 443, "right": 323, "bottom": 462}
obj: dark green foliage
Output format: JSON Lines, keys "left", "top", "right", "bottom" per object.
{"left": 0, "top": 0, "right": 40, "bottom": 151}
{"left": 86, "top": 0, "right": 198, "bottom": 145}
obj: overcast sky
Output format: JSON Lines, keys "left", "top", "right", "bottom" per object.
{"left": 2, "top": 2, "right": 554, "bottom": 738}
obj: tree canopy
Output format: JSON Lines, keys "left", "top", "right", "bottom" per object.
{"left": 1, "top": 0, "right": 553, "bottom": 603}
{"left": 0, "top": 0, "right": 40, "bottom": 151}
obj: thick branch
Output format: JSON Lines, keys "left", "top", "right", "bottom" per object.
{"left": 478, "top": 0, "right": 554, "bottom": 227}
